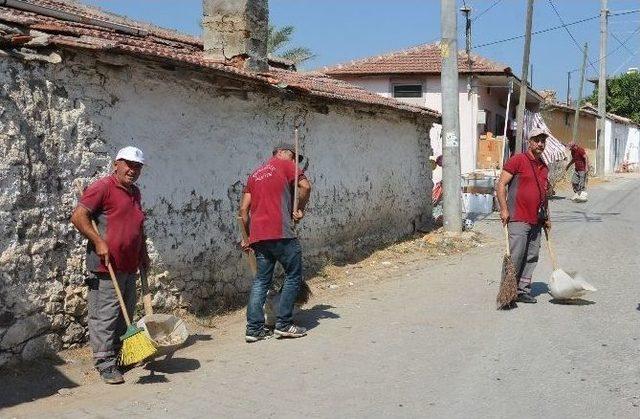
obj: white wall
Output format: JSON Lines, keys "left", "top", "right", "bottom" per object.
{"left": 0, "top": 52, "right": 435, "bottom": 364}
{"left": 624, "top": 127, "right": 640, "bottom": 169}
{"left": 605, "top": 118, "right": 636, "bottom": 173}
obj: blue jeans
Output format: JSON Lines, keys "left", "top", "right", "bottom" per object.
{"left": 246, "top": 238, "right": 303, "bottom": 335}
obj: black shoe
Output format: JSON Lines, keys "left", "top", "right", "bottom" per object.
{"left": 245, "top": 328, "right": 273, "bottom": 343}
{"left": 516, "top": 293, "right": 537, "bottom": 304}
{"left": 99, "top": 365, "right": 124, "bottom": 384}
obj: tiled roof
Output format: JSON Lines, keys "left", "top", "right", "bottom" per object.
{"left": 0, "top": 0, "right": 440, "bottom": 119}
{"left": 545, "top": 103, "right": 599, "bottom": 118}
{"left": 324, "top": 42, "right": 511, "bottom": 76}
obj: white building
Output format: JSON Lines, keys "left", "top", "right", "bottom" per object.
{"left": 324, "top": 43, "right": 544, "bottom": 177}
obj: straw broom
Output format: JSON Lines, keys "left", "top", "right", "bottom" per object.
{"left": 496, "top": 225, "right": 518, "bottom": 309}
{"left": 292, "top": 127, "right": 312, "bottom": 306}
{"left": 91, "top": 220, "right": 157, "bottom": 365}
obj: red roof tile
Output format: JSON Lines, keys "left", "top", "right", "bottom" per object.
{"left": 0, "top": 0, "right": 440, "bottom": 119}
{"left": 324, "top": 43, "right": 511, "bottom": 76}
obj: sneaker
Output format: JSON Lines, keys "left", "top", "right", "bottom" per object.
{"left": 274, "top": 324, "right": 307, "bottom": 339}
{"left": 99, "top": 365, "right": 124, "bottom": 384}
{"left": 516, "top": 293, "right": 537, "bottom": 304}
{"left": 571, "top": 193, "right": 579, "bottom": 201}
{"left": 245, "top": 328, "right": 273, "bottom": 343}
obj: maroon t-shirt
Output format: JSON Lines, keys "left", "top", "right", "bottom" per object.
{"left": 245, "top": 157, "right": 306, "bottom": 244}
{"left": 79, "top": 175, "right": 145, "bottom": 273}
{"left": 503, "top": 152, "right": 549, "bottom": 225}
{"left": 571, "top": 146, "right": 587, "bottom": 172}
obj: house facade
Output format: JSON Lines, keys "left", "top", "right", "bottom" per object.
{"left": 324, "top": 43, "right": 544, "bottom": 178}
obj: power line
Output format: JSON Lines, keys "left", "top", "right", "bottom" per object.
{"left": 547, "top": 0, "right": 597, "bottom": 71}
{"left": 612, "top": 44, "right": 640, "bottom": 74}
{"left": 610, "top": 31, "right": 635, "bottom": 55}
{"left": 473, "top": 9, "right": 640, "bottom": 49}
{"left": 471, "top": 0, "right": 503, "bottom": 22}
{"left": 473, "top": 14, "right": 600, "bottom": 48}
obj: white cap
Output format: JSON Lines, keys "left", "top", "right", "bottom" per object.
{"left": 528, "top": 127, "right": 548, "bottom": 140}
{"left": 115, "top": 146, "right": 145, "bottom": 164}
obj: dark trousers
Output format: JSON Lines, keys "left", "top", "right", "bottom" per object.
{"left": 246, "top": 238, "right": 302, "bottom": 335}
{"left": 86, "top": 271, "right": 137, "bottom": 369}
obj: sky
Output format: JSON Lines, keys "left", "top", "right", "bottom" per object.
{"left": 83, "top": 0, "right": 640, "bottom": 101}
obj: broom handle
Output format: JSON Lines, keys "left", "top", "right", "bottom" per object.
{"left": 293, "top": 127, "right": 299, "bottom": 214}
{"left": 543, "top": 226, "right": 559, "bottom": 271}
{"left": 237, "top": 216, "right": 257, "bottom": 275}
{"left": 139, "top": 267, "right": 154, "bottom": 316}
{"left": 503, "top": 225, "right": 510, "bottom": 257}
{"left": 91, "top": 220, "right": 132, "bottom": 327}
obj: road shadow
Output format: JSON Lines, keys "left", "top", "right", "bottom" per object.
{"left": 549, "top": 298, "right": 596, "bottom": 305}
{"left": 531, "top": 282, "right": 549, "bottom": 297}
{"left": 136, "top": 356, "right": 201, "bottom": 384}
{"left": 0, "top": 355, "right": 79, "bottom": 409}
{"left": 295, "top": 304, "right": 340, "bottom": 331}
{"left": 548, "top": 195, "right": 566, "bottom": 201}
{"left": 181, "top": 333, "right": 212, "bottom": 350}
{"left": 636, "top": 303, "right": 640, "bottom": 312}
{"left": 550, "top": 210, "right": 620, "bottom": 224}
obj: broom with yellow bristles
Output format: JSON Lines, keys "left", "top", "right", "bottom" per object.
{"left": 91, "top": 220, "right": 157, "bottom": 365}
{"left": 496, "top": 225, "right": 518, "bottom": 310}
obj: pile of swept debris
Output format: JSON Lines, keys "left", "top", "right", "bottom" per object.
{"left": 309, "top": 229, "right": 485, "bottom": 291}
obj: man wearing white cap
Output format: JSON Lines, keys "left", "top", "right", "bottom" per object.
{"left": 71, "top": 146, "right": 148, "bottom": 384}
{"left": 496, "top": 128, "right": 551, "bottom": 305}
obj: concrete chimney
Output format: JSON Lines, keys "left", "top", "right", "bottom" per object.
{"left": 202, "top": 0, "right": 269, "bottom": 72}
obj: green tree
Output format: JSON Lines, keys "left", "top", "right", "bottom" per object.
{"left": 267, "top": 25, "right": 315, "bottom": 65}
{"left": 587, "top": 72, "right": 640, "bottom": 124}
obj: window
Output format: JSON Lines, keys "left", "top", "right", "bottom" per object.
{"left": 393, "top": 84, "right": 422, "bottom": 98}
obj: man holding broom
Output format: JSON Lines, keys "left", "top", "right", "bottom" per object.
{"left": 496, "top": 128, "right": 551, "bottom": 305}
{"left": 239, "top": 143, "right": 311, "bottom": 342}
{"left": 71, "top": 146, "right": 149, "bottom": 384}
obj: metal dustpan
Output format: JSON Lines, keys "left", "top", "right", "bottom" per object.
{"left": 138, "top": 270, "right": 188, "bottom": 357}
{"left": 544, "top": 229, "right": 597, "bottom": 300}
{"left": 137, "top": 313, "right": 188, "bottom": 356}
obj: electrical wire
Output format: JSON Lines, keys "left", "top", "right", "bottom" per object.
{"left": 547, "top": 0, "right": 597, "bottom": 71}
{"left": 473, "top": 9, "right": 640, "bottom": 49}
{"left": 471, "top": 0, "right": 503, "bottom": 22}
{"left": 610, "top": 31, "right": 635, "bottom": 56}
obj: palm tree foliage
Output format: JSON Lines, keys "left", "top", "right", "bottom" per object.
{"left": 267, "top": 25, "right": 315, "bottom": 65}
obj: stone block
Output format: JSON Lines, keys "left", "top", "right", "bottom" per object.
{"left": 61, "top": 322, "right": 85, "bottom": 344}
{"left": 0, "top": 314, "right": 49, "bottom": 350}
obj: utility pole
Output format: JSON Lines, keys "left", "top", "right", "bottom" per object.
{"left": 566, "top": 70, "right": 572, "bottom": 105}
{"left": 515, "top": 0, "right": 534, "bottom": 154}
{"left": 572, "top": 43, "right": 588, "bottom": 144}
{"left": 441, "top": 0, "right": 462, "bottom": 233}
{"left": 460, "top": 5, "right": 472, "bottom": 93}
{"left": 596, "top": 0, "right": 608, "bottom": 177}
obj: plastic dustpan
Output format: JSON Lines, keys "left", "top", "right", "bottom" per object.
{"left": 544, "top": 228, "right": 597, "bottom": 300}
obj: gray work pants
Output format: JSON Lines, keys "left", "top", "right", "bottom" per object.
{"left": 507, "top": 222, "right": 542, "bottom": 294}
{"left": 86, "top": 271, "right": 137, "bottom": 368}
{"left": 572, "top": 171, "right": 587, "bottom": 193}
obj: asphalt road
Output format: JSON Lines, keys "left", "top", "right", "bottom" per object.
{"left": 3, "top": 175, "right": 639, "bottom": 419}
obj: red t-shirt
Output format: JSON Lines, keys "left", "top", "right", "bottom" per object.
{"left": 79, "top": 175, "right": 145, "bottom": 273}
{"left": 503, "top": 152, "right": 549, "bottom": 225}
{"left": 571, "top": 146, "right": 587, "bottom": 172}
{"left": 245, "top": 157, "right": 306, "bottom": 244}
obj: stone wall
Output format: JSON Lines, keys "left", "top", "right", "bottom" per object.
{"left": 0, "top": 50, "right": 434, "bottom": 365}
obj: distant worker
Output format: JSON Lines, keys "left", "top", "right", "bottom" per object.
{"left": 566, "top": 142, "right": 589, "bottom": 202}
{"left": 70, "top": 146, "right": 148, "bottom": 384}
{"left": 239, "top": 143, "right": 311, "bottom": 342}
{"left": 496, "top": 128, "right": 551, "bottom": 304}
